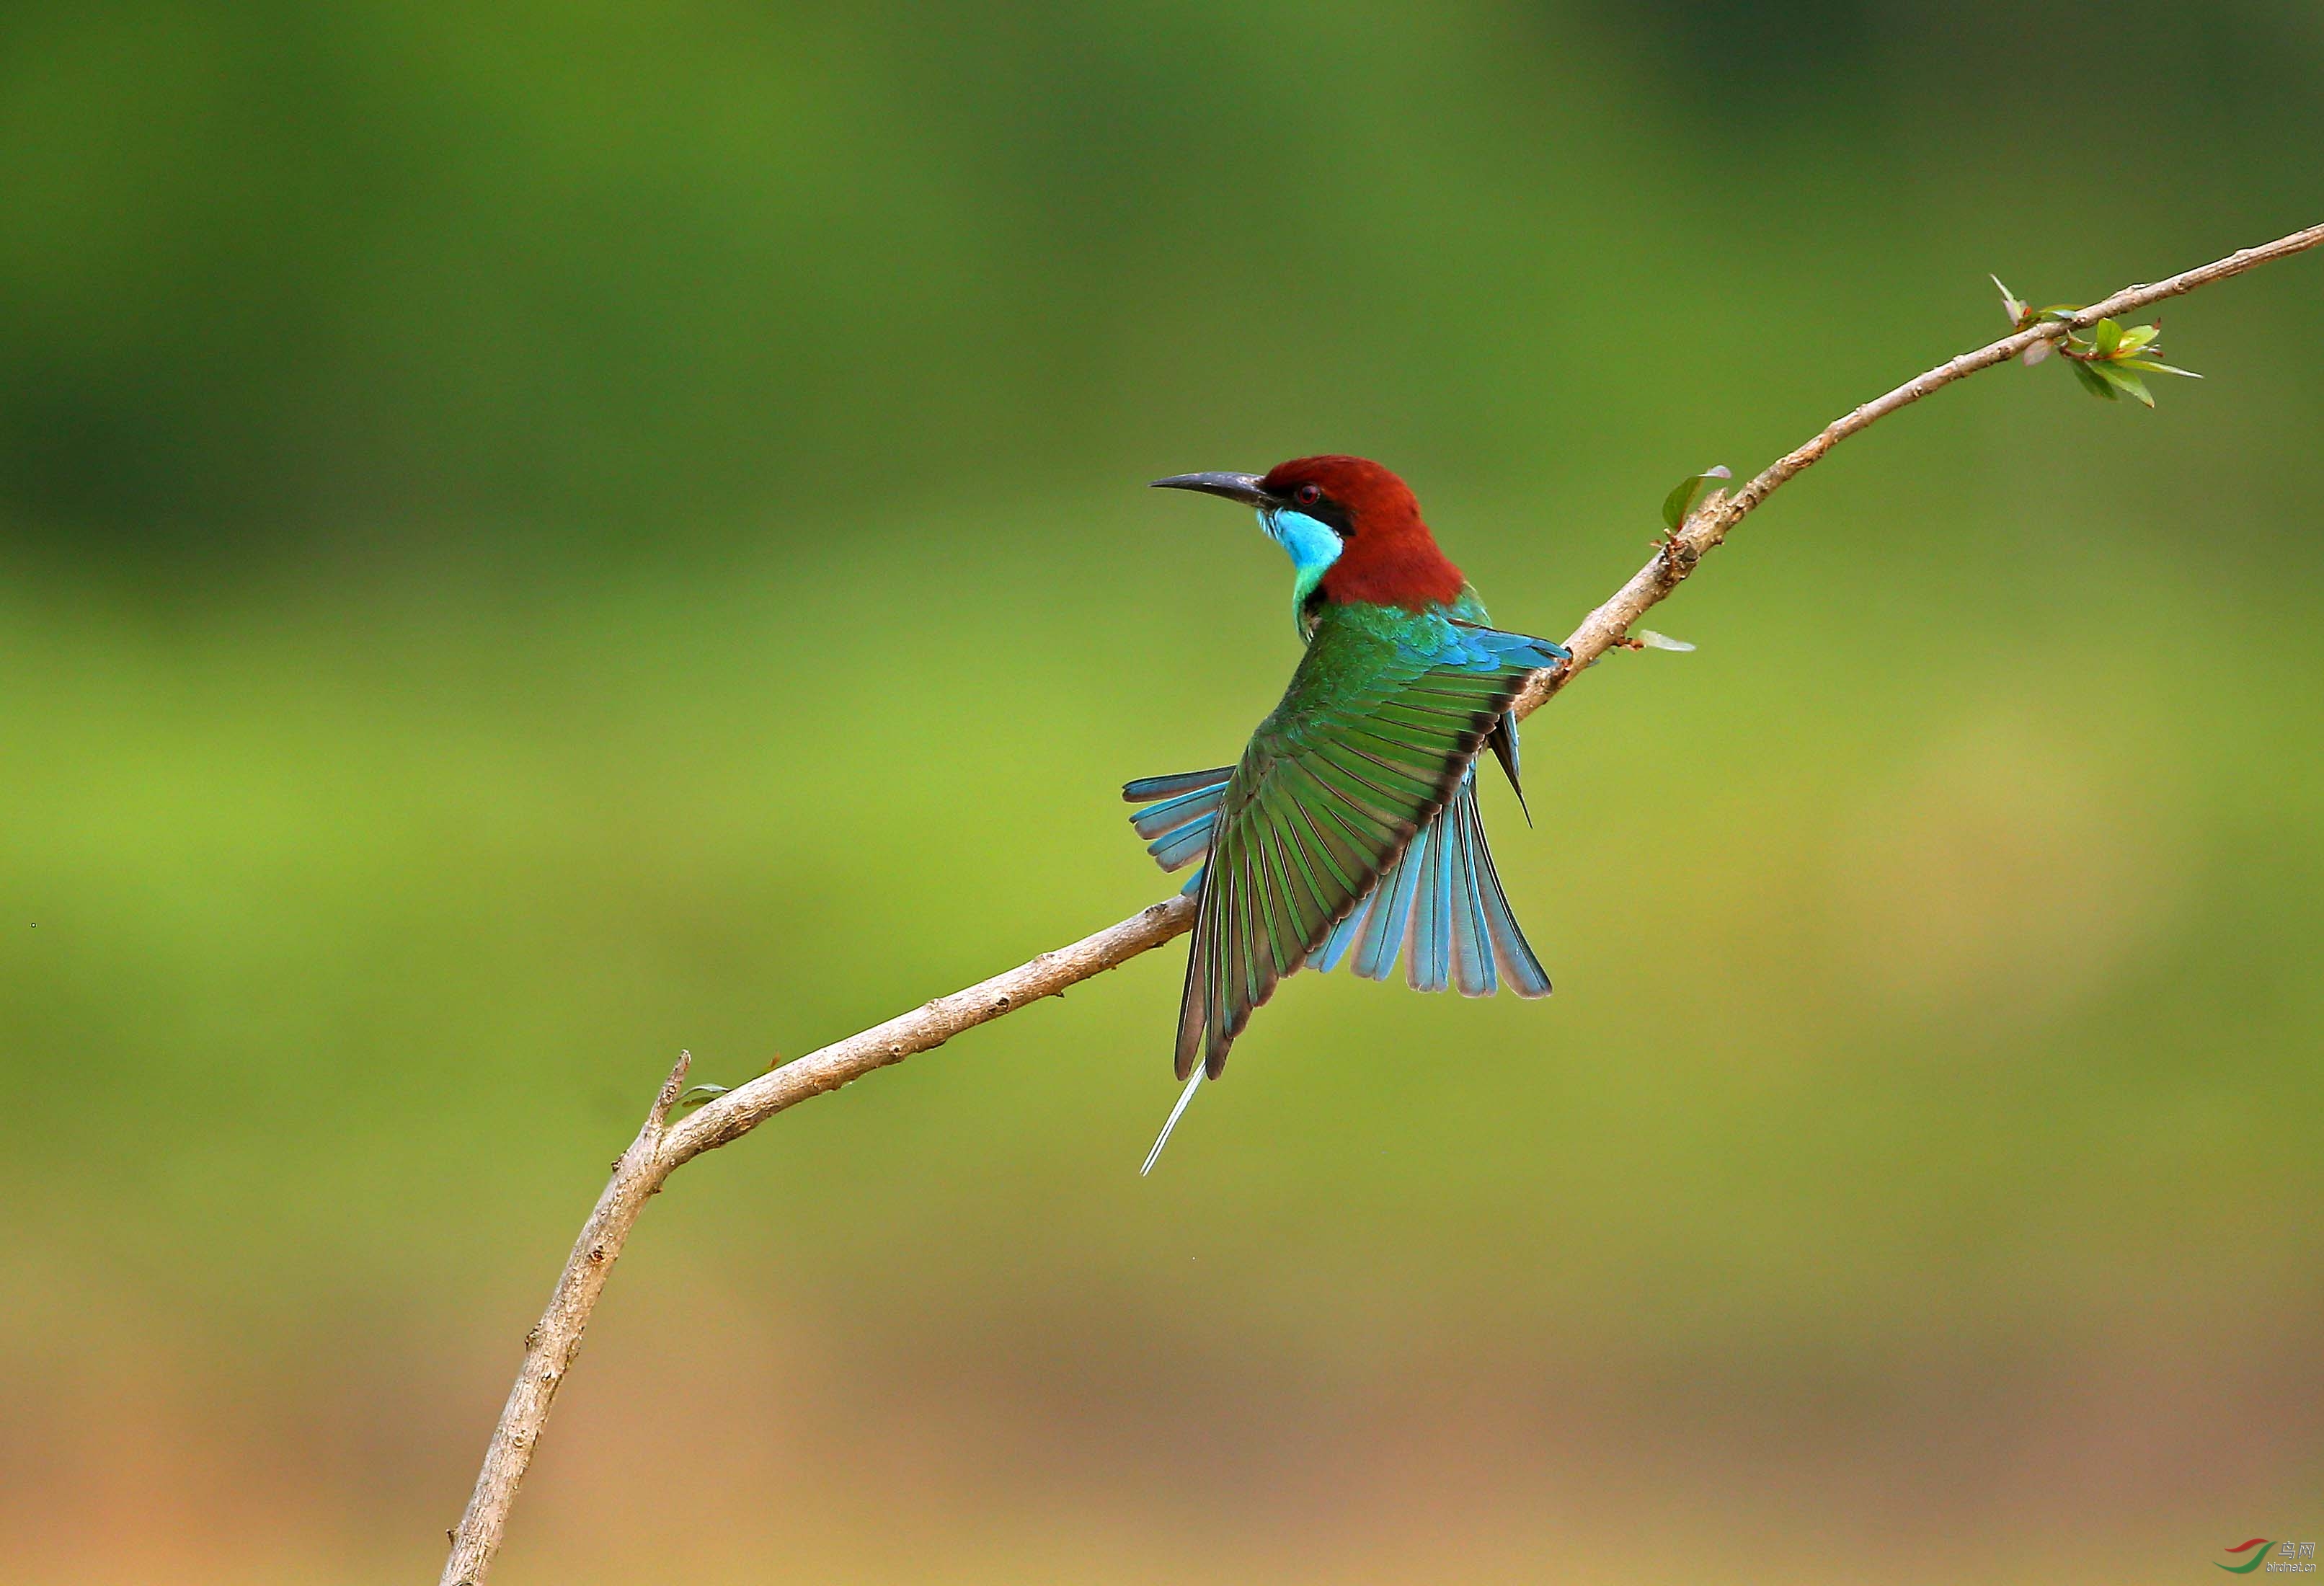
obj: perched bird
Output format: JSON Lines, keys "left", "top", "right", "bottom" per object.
{"left": 1130, "top": 455, "right": 1569, "bottom": 1172}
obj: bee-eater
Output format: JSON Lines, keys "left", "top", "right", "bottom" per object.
{"left": 1130, "top": 455, "right": 1569, "bottom": 1172}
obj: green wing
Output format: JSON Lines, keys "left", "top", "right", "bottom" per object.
{"left": 1176, "top": 609, "right": 1548, "bottom": 1080}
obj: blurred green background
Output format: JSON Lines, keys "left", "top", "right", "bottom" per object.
{"left": 3, "top": 3, "right": 2320, "bottom": 1582}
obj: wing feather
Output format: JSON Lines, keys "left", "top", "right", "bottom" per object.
{"left": 1174, "top": 608, "right": 1545, "bottom": 1077}
{"left": 1354, "top": 826, "right": 1427, "bottom": 981}
{"left": 1447, "top": 783, "right": 1496, "bottom": 996}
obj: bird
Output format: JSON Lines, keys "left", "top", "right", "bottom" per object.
{"left": 1129, "top": 455, "right": 1569, "bottom": 1173}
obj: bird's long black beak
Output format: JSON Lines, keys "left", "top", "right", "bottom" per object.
{"left": 1150, "top": 471, "right": 1269, "bottom": 507}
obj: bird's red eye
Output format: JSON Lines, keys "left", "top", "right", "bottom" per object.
{"left": 1294, "top": 482, "right": 1323, "bottom": 508}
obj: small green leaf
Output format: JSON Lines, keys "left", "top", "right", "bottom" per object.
{"left": 677, "top": 1083, "right": 731, "bottom": 1111}
{"left": 2119, "top": 358, "right": 2203, "bottom": 378}
{"left": 2039, "top": 304, "right": 2083, "bottom": 322}
{"left": 2092, "top": 317, "right": 2123, "bottom": 358}
{"left": 2116, "top": 324, "right": 2157, "bottom": 354}
{"left": 2093, "top": 362, "right": 2154, "bottom": 406}
{"left": 1660, "top": 464, "right": 1733, "bottom": 531}
{"left": 2070, "top": 358, "right": 2118, "bottom": 399}
{"left": 1990, "top": 274, "right": 2028, "bottom": 323}
{"left": 1636, "top": 629, "right": 1696, "bottom": 652}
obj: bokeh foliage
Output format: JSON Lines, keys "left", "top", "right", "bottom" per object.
{"left": 3, "top": 3, "right": 2321, "bottom": 1582}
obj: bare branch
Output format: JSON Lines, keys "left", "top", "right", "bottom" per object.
{"left": 660, "top": 899, "right": 1194, "bottom": 1166}
{"left": 443, "top": 221, "right": 2324, "bottom": 1583}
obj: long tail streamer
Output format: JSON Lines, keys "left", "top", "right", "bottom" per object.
{"left": 1140, "top": 1068, "right": 1205, "bottom": 1177}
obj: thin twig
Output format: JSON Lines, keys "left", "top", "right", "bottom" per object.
{"left": 440, "top": 221, "right": 2324, "bottom": 1584}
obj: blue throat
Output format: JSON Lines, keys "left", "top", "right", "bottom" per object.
{"left": 1259, "top": 506, "right": 1342, "bottom": 621}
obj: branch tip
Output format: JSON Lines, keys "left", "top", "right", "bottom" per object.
{"left": 649, "top": 1050, "right": 693, "bottom": 1128}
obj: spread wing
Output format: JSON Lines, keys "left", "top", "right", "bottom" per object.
{"left": 1174, "top": 616, "right": 1562, "bottom": 1080}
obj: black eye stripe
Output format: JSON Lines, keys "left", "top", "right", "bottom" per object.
{"left": 1292, "top": 490, "right": 1354, "bottom": 536}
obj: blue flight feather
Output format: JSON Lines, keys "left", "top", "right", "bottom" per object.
{"left": 1468, "top": 793, "right": 1551, "bottom": 996}
{"left": 1130, "top": 781, "right": 1227, "bottom": 839}
{"left": 1354, "top": 825, "right": 1426, "bottom": 981}
{"left": 1148, "top": 811, "right": 1218, "bottom": 871}
{"left": 1447, "top": 789, "right": 1496, "bottom": 996}
{"left": 1127, "top": 772, "right": 1230, "bottom": 870}
{"left": 1303, "top": 771, "right": 1551, "bottom": 996}
{"left": 1400, "top": 809, "right": 1444, "bottom": 993}
{"left": 1124, "top": 767, "right": 1233, "bottom": 803}
{"left": 1309, "top": 886, "right": 1372, "bottom": 973}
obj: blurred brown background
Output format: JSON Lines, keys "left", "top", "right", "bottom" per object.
{"left": 1, "top": 2, "right": 2320, "bottom": 1582}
